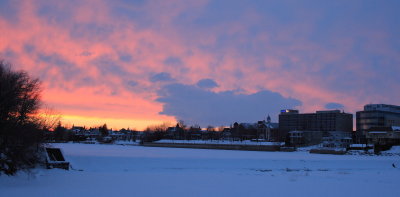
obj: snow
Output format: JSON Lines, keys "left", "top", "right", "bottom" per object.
{"left": 369, "top": 131, "right": 387, "bottom": 134}
{"left": 155, "top": 139, "right": 284, "bottom": 146}
{"left": 1, "top": 143, "right": 400, "bottom": 197}
{"left": 383, "top": 146, "right": 400, "bottom": 154}
{"left": 113, "top": 140, "right": 139, "bottom": 145}
{"left": 350, "top": 144, "right": 371, "bottom": 148}
{"left": 392, "top": 126, "right": 400, "bottom": 131}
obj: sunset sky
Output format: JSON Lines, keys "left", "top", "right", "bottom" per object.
{"left": 1, "top": 0, "right": 399, "bottom": 130}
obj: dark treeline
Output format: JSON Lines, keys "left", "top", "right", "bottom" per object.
{"left": 44, "top": 123, "right": 139, "bottom": 143}
{"left": 0, "top": 61, "right": 46, "bottom": 175}
{"left": 141, "top": 121, "right": 282, "bottom": 143}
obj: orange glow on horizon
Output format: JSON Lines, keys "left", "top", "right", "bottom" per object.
{"left": 60, "top": 114, "right": 176, "bottom": 131}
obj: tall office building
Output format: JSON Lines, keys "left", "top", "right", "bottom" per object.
{"left": 279, "top": 109, "right": 353, "bottom": 134}
{"left": 356, "top": 104, "right": 400, "bottom": 135}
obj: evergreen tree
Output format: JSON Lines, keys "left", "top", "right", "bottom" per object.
{"left": 99, "top": 124, "right": 109, "bottom": 137}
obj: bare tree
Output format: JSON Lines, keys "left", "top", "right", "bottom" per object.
{"left": 144, "top": 122, "right": 173, "bottom": 132}
{"left": 177, "top": 120, "right": 187, "bottom": 130}
{"left": 206, "top": 125, "right": 215, "bottom": 132}
{"left": 34, "top": 105, "right": 62, "bottom": 131}
{"left": 0, "top": 60, "right": 44, "bottom": 175}
{"left": 217, "top": 126, "right": 226, "bottom": 132}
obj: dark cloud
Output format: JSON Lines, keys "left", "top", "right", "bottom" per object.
{"left": 37, "top": 2, "right": 75, "bottom": 24}
{"left": 70, "top": 23, "right": 115, "bottom": 41}
{"left": 150, "top": 72, "right": 174, "bottom": 82}
{"left": 119, "top": 54, "right": 132, "bottom": 62}
{"left": 0, "top": 0, "right": 19, "bottom": 23}
{"left": 157, "top": 83, "right": 302, "bottom": 127}
{"left": 234, "top": 70, "right": 244, "bottom": 79}
{"left": 163, "top": 56, "right": 183, "bottom": 66}
{"left": 91, "top": 56, "right": 128, "bottom": 76}
{"left": 37, "top": 53, "right": 99, "bottom": 90}
{"left": 24, "top": 44, "right": 35, "bottom": 53}
{"left": 1, "top": 48, "right": 17, "bottom": 59}
{"left": 80, "top": 77, "right": 96, "bottom": 86}
{"left": 325, "top": 102, "right": 344, "bottom": 109}
{"left": 197, "top": 78, "right": 218, "bottom": 89}
{"left": 127, "top": 80, "right": 138, "bottom": 87}
{"left": 37, "top": 53, "right": 80, "bottom": 79}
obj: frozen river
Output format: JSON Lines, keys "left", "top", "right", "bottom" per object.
{"left": 1, "top": 143, "right": 399, "bottom": 197}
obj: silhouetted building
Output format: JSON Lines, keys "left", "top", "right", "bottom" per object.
{"left": 279, "top": 109, "right": 353, "bottom": 135}
{"left": 356, "top": 104, "right": 400, "bottom": 136}
{"left": 288, "top": 130, "right": 323, "bottom": 146}
{"left": 366, "top": 126, "right": 400, "bottom": 145}
{"left": 257, "top": 115, "right": 279, "bottom": 141}
{"left": 166, "top": 124, "right": 185, "bottom": 139}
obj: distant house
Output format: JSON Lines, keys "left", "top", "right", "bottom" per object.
{"left": 257, "top": 115, "right": 279, "bottom": 141}
{"left": 288, "top": 130, "right": 353, "bottom": 147}
{"left": 366, "top": 126, "right": 400, "bottom": 145}
{"left": 109, "top": 130, "right": 125, "bottom": 141}
{"left": 166, "top": 124, "right": 185, "bottom": 140}
{"left": 227, "top": 118, "right": 280, "bottom": 141}
{"left": 322, "top": 131, "right": 353, "bottom": 148}
{"left": 71, "top": 126, "right": 85, "bottom": 135}
{"left": 232, "top": 122, "right": 256, "bottom": 140}
{"left": 221, "top": 128, "right": 233, "bottom": 140}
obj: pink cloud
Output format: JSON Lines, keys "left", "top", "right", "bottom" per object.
{"left": 1, "top": 0, "right": 399, "bottom": 129}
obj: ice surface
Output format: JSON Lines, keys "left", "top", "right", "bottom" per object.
{"left": 1, "top": 143, "right": 399, "bottom": 197}
{"left": 155, "top": 139, "right": 284, "bottom": 145}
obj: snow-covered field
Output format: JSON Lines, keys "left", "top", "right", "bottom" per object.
{"left": 1, "top": 143, "right": 399, "bottom": 197}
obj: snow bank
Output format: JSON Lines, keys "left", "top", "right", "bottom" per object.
{"left": 383, "top": 146, "right": 400, "bottom": 154}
